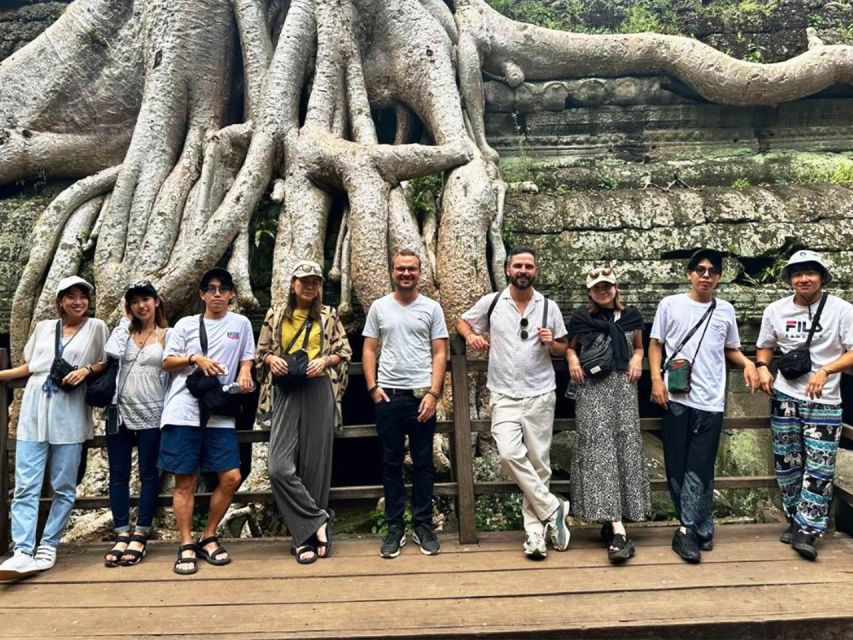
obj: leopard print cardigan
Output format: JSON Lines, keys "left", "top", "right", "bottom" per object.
{"left": 255, "top": 304, "right": 351, "bottom": 431}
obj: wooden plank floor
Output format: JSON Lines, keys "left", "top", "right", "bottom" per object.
{"left": 1, "top": 524, "right": 851, "bottom": 639}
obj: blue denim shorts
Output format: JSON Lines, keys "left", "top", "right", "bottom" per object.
{"left": 158, "top": 425, "right": 240, "bottom": 475}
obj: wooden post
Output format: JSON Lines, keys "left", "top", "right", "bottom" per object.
{"left": 0, "top": 349, "right": 10, "bottom": 553}
{"left": 450, "top": 335, "right": 478, "bottom": 544}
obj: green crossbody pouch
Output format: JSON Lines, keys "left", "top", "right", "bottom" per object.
{"left": 666, "top": 358, "right": 692, "bottom": 393}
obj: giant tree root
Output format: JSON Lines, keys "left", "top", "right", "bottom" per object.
{"left": 2, "top": 0, "right": 853, "bottom": 353}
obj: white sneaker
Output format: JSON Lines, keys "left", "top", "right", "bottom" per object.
{"left": 33, "top": 545, "right": 57, "bottom": 571}
{"left": 0, "top": 549, "right": 40, "bottom": 581}
{"left": 523, "top": 532, "right": 547, "bottom": 560}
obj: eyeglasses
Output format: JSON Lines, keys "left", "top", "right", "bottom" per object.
{"left": 204, "top": 285, "right": 233, "bottom": 294}
{"left": 691, "top": 267, "right": 722, "bottom": 277}
{"left": 520, "top": 317, "right": 529, "bottom": 340}
{"left": 587, "top": 268, "right": 614, "bottom": 279}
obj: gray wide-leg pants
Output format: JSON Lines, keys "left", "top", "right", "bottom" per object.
{"left": 268, "top": 376, "right": 334, "bottom": 547}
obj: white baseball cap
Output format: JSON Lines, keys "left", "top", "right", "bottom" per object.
{"left": 56, "top": 275, "right": 94, "bottom": 296}
{"left": 586, "top": 267, "right": 617, "bottom": 289}
{"left": 780, "top": 250, "right": 831, "bottom": 285}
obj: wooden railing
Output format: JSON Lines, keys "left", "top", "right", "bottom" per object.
{"left": 1, "top": 341, "right": 852, "bottom": 551}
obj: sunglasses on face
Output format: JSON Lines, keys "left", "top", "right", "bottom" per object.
{"left": 204, "top": 285, "right": 233, "bottom": 294}
{"left": 691, "top": 267, "right": 721, "bottom": 277}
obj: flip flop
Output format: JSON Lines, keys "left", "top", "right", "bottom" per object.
{"left": 196, "top": 535, "right": 232, "bottom": 566}
{"left": 290, "top": 543, "right": 318, "bottom": 564}
{"left": 317, "top": 509, "right": 335, "bottom": 559}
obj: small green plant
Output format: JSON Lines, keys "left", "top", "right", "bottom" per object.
{"left": 408, "top": 174, "right": 442, "bottom": 216}
{"left": 731, "top": 177, "right": 751, "bottom": 189}
{"left": 369, "top": 507, "right": 413, "bottom": 535}
{"left": 472, "top": 454, "right": 525, "bottom": 531}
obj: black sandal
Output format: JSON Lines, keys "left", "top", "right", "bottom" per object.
{"left": 104, "top": 533, "right": 132, "bottom": 568}
{"left": 197, "top": 535, "right": 232, "bottom": 566}
{"left": 173, "top": 543, "right": 198, "bottom": 576}
{"left": 120, "top": 533, "right": 149, "bottom": 567}
{"left": 607, "top": 533, "right": 636, "bottom": 565}
{"left": 317, "top": 509, "right": 335, "bottom": 559}
{"left": 290, "top": 543, "right": 318, "bottom": 565}
{"left": 600, "top": 522, "right": 614, "bottom": 546}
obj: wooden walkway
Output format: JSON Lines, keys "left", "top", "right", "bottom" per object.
{"left": 1, "top": 524, "right": 851, "bottom": 639}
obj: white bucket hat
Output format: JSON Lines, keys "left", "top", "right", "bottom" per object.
{"left": 780, "top": 250, "right": 831, "bottom": 285}
{"left": 56, "top": 275, "right": 94, "bottom": 296}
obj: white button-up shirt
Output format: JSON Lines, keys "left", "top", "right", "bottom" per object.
{"left": 461, "top": 288, "right": 567, "bottom": 398}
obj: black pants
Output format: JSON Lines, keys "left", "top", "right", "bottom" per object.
{"left": 661, "top": 402, "right": 723, "bottom": 542}
{"left": 374, "top": 390, "right": 436, "bottom": 528}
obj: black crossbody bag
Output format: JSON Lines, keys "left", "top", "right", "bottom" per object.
{"left": 274, "top": 316, "right": 313, "bottom": 392}
{"left": 185, "top": 315, "right": 242, "bottom": 424}
{"left": 661, "top": 299, "right": 716, "bottom": 394}
{"left": 48, "top": 320, "right": 80, "bottom": 393}
{"left": 777, "top": 292, "right": 827, "bottom": 380}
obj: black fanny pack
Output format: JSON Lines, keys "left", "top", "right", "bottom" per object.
{"left": 777, "top": 293, "right": 827, "bottom": 380}
{"left": 579, "top": 332, "right": 614, "bottom": 379}
{"left": 275, "top": 316, "right": 312, "bottom": 393}
{"left": 186, "top": 315, "right": 242, "bottom": 425}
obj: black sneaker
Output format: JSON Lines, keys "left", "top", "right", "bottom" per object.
{"left": 672, "top": 529, "right": 701, "bottom": 564}
{"left": 380, "top": 525, "right": 406, "bottom": 559}
{"left": 412, "top": 524, "right": 441, "bottom": 556}
{"left": 698, "top": 537, "right": 713, "bottom": 552}
{"left": 779, "top": 522, "right": 797, "bottom": 545}
{"left": 792, "top": 530, "right": 818, "bottom": 561}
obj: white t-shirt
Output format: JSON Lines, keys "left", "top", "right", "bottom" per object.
{"left": 756, "top": 293, "right": 853, "bottom": 405}
{"left": 461, "top": 288, "right": 568, "bottom": 397}
{"left": 650, "top": 293, "right": 741, "bottom": 413}
{"left": 161, "top": 312, "right": 256, "bottom": 429}
{"left": 362, "top": 293, "right": 449, "bottom": 389}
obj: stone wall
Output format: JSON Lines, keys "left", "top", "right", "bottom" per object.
{"left": 0, "top": 1, "right": 70, "bottom": 61}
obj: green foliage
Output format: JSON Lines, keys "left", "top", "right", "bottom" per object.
{"left": 705, "top": 0, "right": 778, "bottom": 22}
{"left": 731, "top": 177, "right": 751, "bottom": 189}
{"left": 472, "top": 455, "right": 524, "bottom": 531}
{"left": 619, "top": 1, "right": 679, "bottom": 35}
{"left": 742, "top": 46, "right": 765, "bottom": 63}
{"left": 792, "top": 157, "right": 853, "bottom": 184}
{"left": 499, "top": 155, "right": 538, "bottom": 183}
{"left": 369, "top": 507, "right": 413, "bottom": 535}
{"left": 408, "top": 174, "right": 442, "bottom": 217}
{"left": 486, "top": 0, "right": 590, "bottom": 33}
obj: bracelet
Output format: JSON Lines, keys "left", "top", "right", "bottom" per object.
{"left": 368, "top": 385, "right": 379, "bottom": 394}
{"left": 755, "top": 361, "right": 768, "bottom": 369}
{"left": 820, "top": 367, "right": 832, "bottom": 376}
{"left": 427, "top": 390, "right": 441, "bottom": 400}
{"left": 85, "top": 365, "right": 93, "bottom": 375}
{"left": 188, "top": 354, "right": 195, "bottom": 366}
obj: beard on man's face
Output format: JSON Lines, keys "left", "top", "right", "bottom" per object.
{"left": 510, "top": 272, "right": 535, "bottom": 290}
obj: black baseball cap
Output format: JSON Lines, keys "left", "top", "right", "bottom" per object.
{"left": 124, "top": 280, "right": 159, "bottom": 301}
{"left": 199, "top": 267, "right": 234, "bottom": 291}
{"left": 687, "top": 248, "right": 725, "bottom": 272}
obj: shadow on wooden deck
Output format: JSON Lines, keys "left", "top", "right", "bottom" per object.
{"left": 1, "top": 523, "right": 851, "bottom": 639}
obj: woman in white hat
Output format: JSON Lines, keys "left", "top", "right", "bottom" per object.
{"left": 0, "top": 276, "right": 109, "bottom": 580}
{"left": 255, "top": 260, "right": 351, "bottom": 564}
{"left": 565, "top": 267, "right": 651, "bottom": 564}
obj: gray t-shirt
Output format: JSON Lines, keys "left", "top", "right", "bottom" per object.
{"left": 362, "top": 293, "right": 448, "bottom": 389}
{"left": 650, "top": 293, "right": 741, "bottom": 413}
{"left": 757, "top": 293, "right": 853, "bottom": 405}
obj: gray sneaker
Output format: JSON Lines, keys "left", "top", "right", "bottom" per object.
{"left": 546, "top": 500, "right": 571, "bottom": 551}
{"left": 33, "top": 545, "right": 57, "bottom": 571}
{"left": 523, "top": 532, "right": 547, "bottom": 560}
{"left": 380, "top": 525, "right": 406, "bottom": 559}
{"left": 412, "top": 524, "right": 441, "bottom": 555}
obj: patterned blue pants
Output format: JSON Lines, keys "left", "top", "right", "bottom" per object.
{"left": 770, "top": 391, "right": 842, "bottom": 536}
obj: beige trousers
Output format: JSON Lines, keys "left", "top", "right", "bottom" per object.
{"left": 491, "top": 391, "right": 560, "bottom": 535}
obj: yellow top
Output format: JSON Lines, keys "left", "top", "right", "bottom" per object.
{"left": 280, "top": 309, "right": 321, "bottom": 360}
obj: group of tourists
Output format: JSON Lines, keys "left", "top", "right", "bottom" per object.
{"left": 0, "top": 244, "right": 849, "bottom": 581}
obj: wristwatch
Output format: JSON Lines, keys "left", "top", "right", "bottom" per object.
{"left": 755, "top": 361, "right": 768, "bottom": 369}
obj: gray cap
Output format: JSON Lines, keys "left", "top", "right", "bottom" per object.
{"left": 292, "top": 260, "right": 324, "bottom": 280}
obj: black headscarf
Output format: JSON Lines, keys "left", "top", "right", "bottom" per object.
{"left": 567, "top": 305, "right": 644, "bottom": 371}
